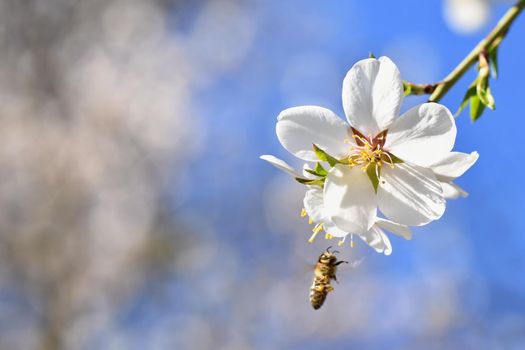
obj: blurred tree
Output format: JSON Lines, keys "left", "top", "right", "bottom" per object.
{"left": 0, "top": 0, "right": 203, "bottom": 348}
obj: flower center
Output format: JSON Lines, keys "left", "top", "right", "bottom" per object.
{"left": 345, "top": 127, "right": 395, "bottom": 172}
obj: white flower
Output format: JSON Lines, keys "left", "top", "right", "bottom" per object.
{"left": 260, "top": 155, "right": 411, "bottom": 255}
{"left": 430, "top": 151, "right": 479, "bottom": 199}
{"left": 303, "top": 186, "right": 413, "bottom": 256}
{"left": 269, "top": 57, "right": 478, "bottom": 237}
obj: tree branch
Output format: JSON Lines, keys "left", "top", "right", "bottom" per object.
{"left": 404, "top": 0, "right": 525, "bottom": 103}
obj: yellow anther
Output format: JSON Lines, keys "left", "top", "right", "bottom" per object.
{"left": 337, "top": 239, "right": 344, "bottom": 247}
{"left": 349, "top": 129, "right": 398, "bottom": 184}
{"left": 308, "top": 224, "right": 324, "bottom": 243}
{"left": 313, "top": 224, "right": 324, "bottom": 234}
{"left": 308, "top": 217, "right": 313, "bottom": 225}
{"left": 300, "top": 208, "right": 307, "bottom": 217}
{"left": 350, "top": 234, "right": 355, "bottom": 248}
{"left": 325, "top": 233, "right": 333, "bottom": 240}
{"left": 346, "top": 157, "right": 358, "bottom": 167}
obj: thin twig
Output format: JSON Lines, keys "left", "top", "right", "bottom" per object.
{"left": 404, "top": 0, "right": 525, "bottom": 102}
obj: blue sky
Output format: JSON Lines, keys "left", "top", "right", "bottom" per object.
{"left": 164, "top": 1, "right": 525, "bottom": 348}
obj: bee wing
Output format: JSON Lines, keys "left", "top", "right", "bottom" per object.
{"left": 348, "top": 258, "right": 364, "bottom": 270}
{"left": 334, "top": 258, "right": 364, "bottom": 273}
{"left": 302, "top": 262, "right": 318, "bottom": 277}
{"left": 292, "top": 256, "right": 317, "bottom": 278}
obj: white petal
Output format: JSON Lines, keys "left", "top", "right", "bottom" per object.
{"left": 441, "top": 181, "right": 469, "bottom": 199}
{"left": 385, "top": 103, "right": 457, "bottom": 167}
{"left": 303, "top": 187, "right": 325, "bottom": 222}
{"left": 359, "top": 225, "right": 392, "bottom": 255}
{"left": 324, "top": 165, "right": 377, "bottom": 233}
{"left": 342, "top": 56, "right": 403, "bottom": 136}
{"left": 323, "top": 221, "right": 348, "bottom": 238}
{"left": 303, "top": 186, "right": 350, "bottom": 238}
{"left": 276, "top": 106, "right": 350, "bottom": 161}
{"left": 375, "top": 218, "right": 412, "bottom": 240}
{"left": 431, "top": 151, "right": 479, "bottom": 181}
{"left": 378, "top": 163, "right": 445, "bottom": 226}
{"left": 259, "top": 155, "right": 302, "bottom": 177}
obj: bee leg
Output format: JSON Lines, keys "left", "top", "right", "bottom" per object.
{"left": 333, "top": 274, "right": 339, "bottom": 284}
{"left": 326, "top": 285, "right": 334, "bottom": 292}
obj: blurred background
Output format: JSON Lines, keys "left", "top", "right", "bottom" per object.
{"left": 0, "top": 0, "right": 524, "bottom": 349}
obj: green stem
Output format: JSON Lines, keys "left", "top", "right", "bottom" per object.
{"left": 403, "top": 82, "right": 438, "bottom": 95}
{"left": 405, "top": 0, "right": 525, "bottom": 103}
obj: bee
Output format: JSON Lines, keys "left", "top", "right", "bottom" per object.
{"left": 310, "top": 246, "right": 348, "bottom": 310}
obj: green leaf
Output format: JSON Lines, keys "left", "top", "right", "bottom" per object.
{"left": 366, "top": 164, "right": 380, "bottom": 194}
{"left": 477, "top": 85, "right": 492, "bottom": 109}
{"left": 489, "top": 46, "right": 499, "bottom": 79}
{"left": 476, "top": 65, "right": 489, "bottom": 91}
{"left": 313, "top": 144, "right": 338, "bottom": 167}
{"left": 476, "top": 68, "right": 495, "bottom": 110}
{"left": 304, "top": 169, "right": 320, "bottom": 177}
{"left": 455, "top": 84, "right": 477, "bottom": 117}
{"left": 469, "top": 95, "right": 486, "bottom": 121}
{"left": 295, "top": 177, "right": 325, "bottom": 187}
{"left": 304, "top": 162, "right": 328, "bottom": 178}
{"left": 483, "top": 86, "right": 495, "bottom": 110}
{"left": 293, "top": 176, "right": 313, "bottom": 183}
{"left": 314, "top": 162, "right": 327, "bottom": 176}
{"left": 388, "top": 153, "right": 404, "bottom": 164}
{"left": 369, "top": 52, "right": 376, "bottom": 59}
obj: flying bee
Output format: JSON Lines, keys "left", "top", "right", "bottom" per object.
{"left": 309, "top": 246, "right": 348, "bottom": 310}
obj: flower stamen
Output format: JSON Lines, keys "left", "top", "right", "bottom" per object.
{"left": 308, "top": 223, "right": 324, "bottom": 243}
{"left": 346, "top": 129, "right": 397, "bottom": 174}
